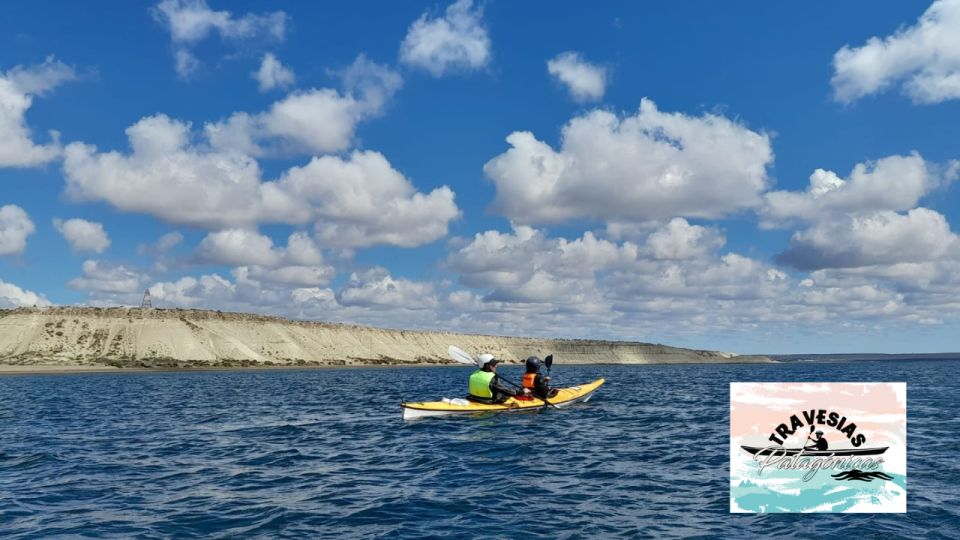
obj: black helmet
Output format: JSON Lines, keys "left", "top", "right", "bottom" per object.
{"left": 525, "top": 356, "right": 541, "bottom": 373}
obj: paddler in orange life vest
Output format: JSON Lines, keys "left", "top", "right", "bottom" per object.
{"left": 522, "top": 356, "right": 558, "bottom": 399}
{"left": 468, "top": 354, "right": 530, "bottom": 404}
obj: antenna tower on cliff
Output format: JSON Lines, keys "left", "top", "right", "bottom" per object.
{"left": 141, "top": 289, "right": 153, "bottom": 309}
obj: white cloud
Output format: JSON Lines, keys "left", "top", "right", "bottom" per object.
{"left": 157, "top": 232, "right": 185, "bottom": 252}
{"left": 284, "top": 231, "right": 325, "bottom": 266}
{"left": 3, "top": 56, "right": 77, "bottom": 95}
{"left": 239, "top": 265, "right": 335, "bottom": 288}
{"left": 194, "top": 230, "right": 335, "bottom": 287}
{"left": 64, "top": 116, "right": 459, "bottom": 247}
{"left": 644, "top": 218, "right": 725, "bottom": 260}
{"left": 209, "top": 57, "right": 401, "bottom": 156}
{"left": 253, "top": 53, "right": 295, "bottom": 92}
{"left": 0, "top": 279, "right": 51, "bottom": 308}
{"left": 68, "top": 260, "right": 146, "bottom": 294}
{"left": 64, "top": 114, "right": 271, "bottom": 228}
{"left": 277, "top": 151, "right": 460, "bottom": 248}
{"left": 149, "top": 274, "right": 235, "bottom": 308}
{"left": 152, "top": 0, "right": 287, "bottom": 79}
{"left": 195, "top": 229, "right": 334, "bottom": 271}
{"left": 832, "top": 0, "right": 960, "bottom": 104}
{"left": 399, "top": 0, "right": 491, "bottom": 76}
{"left": 449, "top": 225, "right": 636, "bottom": 306}
{"left": 484, "top": 98, "right": 773, "bottom": 225}
{"left": 53, "top": 218, "right": 111, "bottom": 254}
{"left": 547, "top": 51, "right": 607, "bottom": 102}
{"left": 761, "top": 154, "right": 949, "bottom": 227}
{"left": 0, "top": 205, "right": 35, "bottom": 256}
{"left": 338, "top": 267, "right": 438, "bottom": 309}
{"left": 777, "top": 208, "right": 958, "bottom": 271}
{"left": 291, "top": 286, "right": 337, "bottom": 307}
{"left": 174, "top": 49, "right": 200, "bottom": 79}
{"left": 0, "top": 57, "right": 75, "bottom": 167}
{"left": 761, "top": 153, "right": 960, "bottom": 272}
{"left": 338, "top": 54, "right": 404, "bottom": 113}
{"left": 196, "top": 228, "right": 282, "bottom": 267}
{"left": 143, "top": 266, "right": 439, "bottom": 325}
{"left": 153, "top": 0, "right": 285, "bottom": 43}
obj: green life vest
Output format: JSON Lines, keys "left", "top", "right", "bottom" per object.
{"left": 469, "top": 370, "right": 495, "bottom": 398}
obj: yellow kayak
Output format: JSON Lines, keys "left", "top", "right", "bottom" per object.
{"left": 401, "top": 378, "right": 605, "bottom": 420}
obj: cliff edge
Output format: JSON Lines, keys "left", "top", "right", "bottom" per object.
{"left": 0, "top": 307, "right": 770, "bottom": 368}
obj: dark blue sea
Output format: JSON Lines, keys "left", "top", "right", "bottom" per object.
{"left": 2, "top": 359, "right": 958, "bottom": 539}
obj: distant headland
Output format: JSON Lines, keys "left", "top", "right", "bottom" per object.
{"left": 0, "top": 306, "right": 771, "bottom": 371}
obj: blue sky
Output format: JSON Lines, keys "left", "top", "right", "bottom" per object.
{"left": 2, "top": 0, "right": 959, "bottom": 354}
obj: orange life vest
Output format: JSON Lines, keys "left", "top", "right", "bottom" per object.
{"left": 523, "top": 372, "right": 537, "bottom": 389}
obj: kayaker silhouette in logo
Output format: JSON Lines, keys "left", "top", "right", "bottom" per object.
{"left": 804, "top": 429, "right": 828, "bottom": 451}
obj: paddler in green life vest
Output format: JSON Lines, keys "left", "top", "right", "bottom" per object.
{"left": 468, "top": 354, "right": 530, "bottom": 404}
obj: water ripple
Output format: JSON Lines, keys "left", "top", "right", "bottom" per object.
{"left": 0, "top": 361, "right": 958, "bottom": 538}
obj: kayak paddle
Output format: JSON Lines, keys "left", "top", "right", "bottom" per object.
{"left": 448, "top": 345, "right": 480, "bottom": 367}
{"left": 541, "top": 354, "right": 555, "bottom": 411}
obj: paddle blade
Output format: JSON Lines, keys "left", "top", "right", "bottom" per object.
{"left": 448, "top": 345, "right": 480, "bottom": 367}
{"left": 544, "top": 354, "right": 553, "bottom": 369}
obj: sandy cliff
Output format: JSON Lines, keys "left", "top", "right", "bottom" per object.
{"left": 0, "top": 307, "right": 770, "bottom": 368}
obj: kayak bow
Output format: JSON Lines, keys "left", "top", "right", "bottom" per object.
{"left": 401, "top": 378, "right": 604, "bottom": 420}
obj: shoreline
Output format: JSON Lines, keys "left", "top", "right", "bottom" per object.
{"left": 0, "top": 358, "right": 772, "bottom": 376}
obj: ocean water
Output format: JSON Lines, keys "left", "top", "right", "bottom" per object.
{"left": 1, "top": 359, "right": 958, "bottom": 539}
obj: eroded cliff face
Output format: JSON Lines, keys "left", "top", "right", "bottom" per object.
{"left": 0, "top": 307, "right": 770, "bottom": 368}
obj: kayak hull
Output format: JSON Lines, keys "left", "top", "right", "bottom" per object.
{"left": 740, "top": 445, "right": 888, "bottom": 457}
{"left": 401, "top": 378, "right": 604, "bottom": 420}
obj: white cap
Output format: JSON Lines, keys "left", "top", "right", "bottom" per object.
{"left": 478, "top": 353, "right": 497, "bottom": 366}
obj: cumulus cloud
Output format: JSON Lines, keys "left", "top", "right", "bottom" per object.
{"left": 149, "top": 274, "right": 236, "bottom": 308}
{"left": 484, "top": 98, "right": 773, "bottom": 225}
{"left": 0, "top": 205, "right": 35, "bottom": 256}
{"left": 208, "top": 56, "right": 401, "bottom": 156}
{"left": 67, "top": 260, "right": 146, "bottom": 294}
{"left": 239, "top": 264, "right": 335, "bottom": 288}
{"left": 0, "top": 279, "right": 51, "bottom": 308}
{"left": 143, "top": 265, "right": 438, "bottom": 326}
{"left": 63, "top": 112, "right": 457, "bottom": 245}
{"left": 193, "top": 230, "right": 335, "bottom": 288}
{"left": 196, "top": 228, "right": 282, "bottom": 267}
{"left": 399, "top": 0, "right": 491, "bottom": 76}
{"left": 277, "top": 151, "right": 460, "bottom": 248}
{"left": 761, "top": 153, "right": 960, "bottom": 272}
{"left": 449, "top": 226, "right": 637, "bottom": 306}
{"left": 777, "top": 208, "right": 958, "bottom": 271}
{"left": 253, "top": 53, "right": 295, "bottom": 91}
{"left": 644, "top": 218, "right": 725, "bottom": 260}
{"left": 64, "top": 114, "right": 270, "bottom": 228}
{"left": 53, "top": 218, "right": 111, "bottom": 253}
{"left": 0, "top": 57, "right": 76, "bottom": 167}
{"left": 195, "top": 230, "right": 333, "bottom": 274}
{"left": 152, "top": 0, "right": 288, "bottom": 78}
{"left": 338, "top": 267, "right": 438, "bottom": 309}
{"left": 832, "top": 0, "right": 960, "bottom": 104}
{"left": 761, "top": 153, "right": 950, "bottom": 227}
{"left": 440, "top": 223, "right": 826, "bottom": 341}
{"left": 547, "top": 51, "right": 607, "bottom": 102}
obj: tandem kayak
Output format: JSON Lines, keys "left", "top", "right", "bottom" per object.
{"left": 740, "top": 445, "right": 888, "bottom": 457}
{"left": 401, "top": 378, "right": 605, "bottom": 420}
